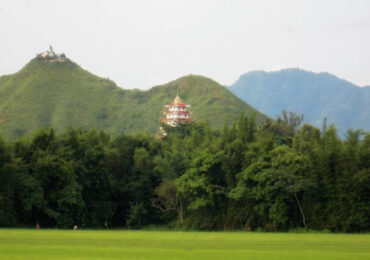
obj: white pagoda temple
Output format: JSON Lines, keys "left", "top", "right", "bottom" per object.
{"left": 37, "top": 46, "right": 66, "bottom": 62}
{"left": 161, "top": 94, "right": 192, "bottom": 127}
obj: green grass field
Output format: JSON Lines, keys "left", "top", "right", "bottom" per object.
{"left": 0, "top": 229, "right": 369, "bottom": 260}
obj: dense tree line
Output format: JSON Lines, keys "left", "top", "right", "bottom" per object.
{"left": 0, "top": 113, "right": 369, "bottom": 232}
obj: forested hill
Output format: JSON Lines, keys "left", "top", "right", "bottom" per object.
{"left": 0, "top": 56, "right": 266, "bottom": 139}
{"left": 228, "top": 69, "right": 370, "bottom": 136}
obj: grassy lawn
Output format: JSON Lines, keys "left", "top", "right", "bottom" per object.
{"left": 0, "top": 229, "right": 369, "bottom": 260}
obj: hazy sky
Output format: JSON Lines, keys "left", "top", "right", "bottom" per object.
{"left": 1, "top": 0, "right": 370, "bottom": 89}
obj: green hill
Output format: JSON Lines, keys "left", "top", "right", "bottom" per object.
{"left": 0, "top": 57, "right": 266, "bottom": 139}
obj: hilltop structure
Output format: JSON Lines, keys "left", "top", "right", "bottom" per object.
{"left": 161, "top": 94, "right": 192, "bottom": 127}
{"left": 37, "top": 46, "right": 66, "bottom": 62}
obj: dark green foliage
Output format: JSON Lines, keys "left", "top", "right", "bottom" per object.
{"left": 0, "top": 114, "right": 369, "bottom": 232}
{"left": 0, "top": 58, "right": 266, "bottom": 139}
{"left": 0, "top": 138, "right": 15, "bottom": 226}
{"left": 229, "top": 69, "right": 370, "bottom": 136}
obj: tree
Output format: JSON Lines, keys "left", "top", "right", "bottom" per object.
{"left": 175, "top": 150, "right": 224, "bottom": 228}
{"left": 127, "top": 202, "right": 147, "bottom": 228}
{"left": 152, "top": 179, "right": 184, "bottom": 224}
{"left": 0, "top": 138, "right": 16, "bottom": 226}
{"left": 269, "top": 146, "right": 313, "bottom": 228}
{"left": 274, "top": 111, "right": 304, "bottom": 145}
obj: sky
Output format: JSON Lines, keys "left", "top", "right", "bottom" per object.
{"left": 1, "top": 0, "right": 370, "bottom": 89}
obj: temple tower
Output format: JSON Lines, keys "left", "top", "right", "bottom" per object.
{"left": 161, "top": 94, "right": 192, "bottom": 127}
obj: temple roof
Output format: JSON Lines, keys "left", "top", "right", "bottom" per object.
{"left": 169, "top": 94, "right": 188, "bottom": 107}
{"left": 173, "top": 94, "right": 183, "bottom": 104}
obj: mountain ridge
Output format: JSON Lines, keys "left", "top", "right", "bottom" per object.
{"left": 0, "top": 56, "right": 266, "bottom": 139}
{"left": 229, "top": 68, "right": 370, "bottom": 135}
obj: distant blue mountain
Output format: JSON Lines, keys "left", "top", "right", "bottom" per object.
{"left": 229, "top": 69, "right": 370, "bottom": 136}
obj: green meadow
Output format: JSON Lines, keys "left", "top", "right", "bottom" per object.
{"left": 0, "top": 229, "right": 369, "bottom": 260}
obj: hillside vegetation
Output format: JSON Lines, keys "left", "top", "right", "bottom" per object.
{"left": 229, "top": 69, "right": 370, "bottom": 136}
{"left": 0, "top": 115, "right": 368, "bottom": 231}
{"left": 0, "top": 58, "right": 265, "bottom": 139}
